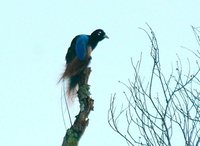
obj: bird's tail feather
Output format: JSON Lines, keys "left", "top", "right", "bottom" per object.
{"left": 59, "top": 58, "right": 90, "bottom": 100}
{"left": 68, "top": 74, "right": 81, "bottom": 91}
{"left": 58, "top": 58, "right": 84, "bottom": 82}
{"left": 66, "top": 74, "right": 80, "bottom": 101}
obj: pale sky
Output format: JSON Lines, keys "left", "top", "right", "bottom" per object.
{"left": 0, "top": 0, "right": 200, "bottom": 146}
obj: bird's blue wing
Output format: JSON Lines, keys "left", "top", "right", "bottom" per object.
{"left": 75, "top": 35, "right": 89, "bottom": 61}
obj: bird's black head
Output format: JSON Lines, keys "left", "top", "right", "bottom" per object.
{"left": 90, "top": 29, "right": 109, "bottom": 42}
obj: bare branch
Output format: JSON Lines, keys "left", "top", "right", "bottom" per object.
{"left": 108, "top": 25, "right": 200, "bottom": 146}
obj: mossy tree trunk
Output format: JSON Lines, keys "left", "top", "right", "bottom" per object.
{"left": 61, "top": 67, "right": 94, "bottom": 146}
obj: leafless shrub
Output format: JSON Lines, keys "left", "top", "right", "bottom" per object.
{"left": 108, "top": 25, "right": 200, "bottom": 146}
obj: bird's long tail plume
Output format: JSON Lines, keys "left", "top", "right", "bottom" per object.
{"left": 59, "top": 57, "right": 90, "bottom": 101}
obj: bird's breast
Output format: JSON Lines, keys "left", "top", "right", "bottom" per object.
{"left": 87, "top": 46, "right": 93, "bottom": 58}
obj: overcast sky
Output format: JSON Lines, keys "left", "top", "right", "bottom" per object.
{"left": 0, "top": 0, "right": 200, "bottom": 146}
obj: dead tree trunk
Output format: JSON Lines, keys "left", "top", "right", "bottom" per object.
{"left": 61, "top": 67, "right": 94, "bottom": 146}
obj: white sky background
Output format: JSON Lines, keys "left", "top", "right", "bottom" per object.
{"left": 0, "top": 0, "right": 200, "bottom": 146}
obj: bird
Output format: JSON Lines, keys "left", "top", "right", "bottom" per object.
{"left": 59, "top": 29, "right": 108, "bottom": 99}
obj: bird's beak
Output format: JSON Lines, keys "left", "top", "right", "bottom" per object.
{"left": 104, "top": 34, "right": 109, "bottom": 39}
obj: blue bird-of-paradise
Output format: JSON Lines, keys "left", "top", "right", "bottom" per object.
{"left": 59, "top": 29, "right": 108, "bottom": 99}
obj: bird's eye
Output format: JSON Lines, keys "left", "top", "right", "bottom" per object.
{"left": 98, "top": 31, "right": 102, "bottom": 36}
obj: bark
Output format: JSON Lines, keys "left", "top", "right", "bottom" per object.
{"left": 61, "top": 67, "right": 94, "bottom": 146}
